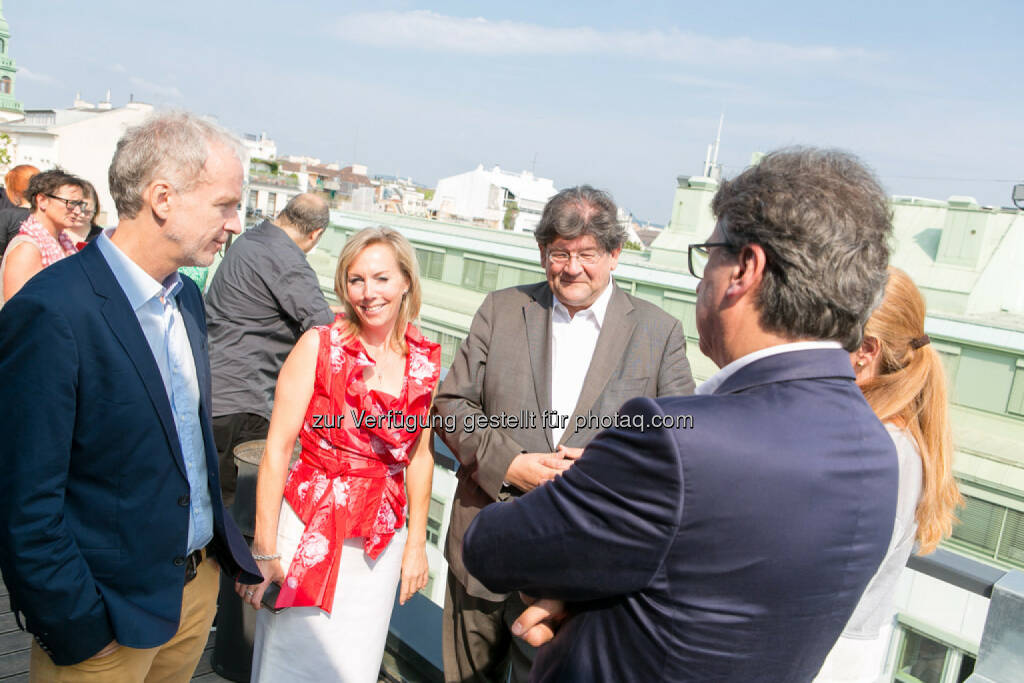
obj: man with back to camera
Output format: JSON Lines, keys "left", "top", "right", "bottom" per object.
{"left": 434, "top": 185, "right": 695, "bottom": 682}
{"left": 0, "top": 111, "right": 261, "bottom": 681}
{"left": 206, "top": 192, "right": 336, "bottom": 508}
{"left": 463, "top": 148, "right": 900, "bottom": 682}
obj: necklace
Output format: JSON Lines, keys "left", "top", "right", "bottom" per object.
{"left": 362, "top": 337, "right": 393, "bottom": 387}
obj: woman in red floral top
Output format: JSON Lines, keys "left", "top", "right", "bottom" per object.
{"left": 240, "top": 226, "right": 441, "bottom": 682}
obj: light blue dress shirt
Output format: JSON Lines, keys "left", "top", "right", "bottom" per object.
{"left": 96, "top": 232, "right": 214, "bottom": 554}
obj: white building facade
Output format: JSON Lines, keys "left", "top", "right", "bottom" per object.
{"left": 0, "top": 101, "right": 154, "bottom": 225}
{"left": 429, "top": 165, "right": 557, "bottom": 233}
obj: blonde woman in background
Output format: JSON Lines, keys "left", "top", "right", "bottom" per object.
{"left": 816, "top": 267, "right": 962, "bottom": 682}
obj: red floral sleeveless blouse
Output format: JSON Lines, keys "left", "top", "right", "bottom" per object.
{"left": 276, "top": 319, "right": 441, "bottom": 612}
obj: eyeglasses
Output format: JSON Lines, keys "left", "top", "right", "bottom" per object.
{"left": 687, "top": 242, "right": 735, "bottom": 279}
{"left": 546, "top": 249, "right": 603, "bottom": 266}
{"left": 45, "top": 194, "right": 90, "bottom": 214}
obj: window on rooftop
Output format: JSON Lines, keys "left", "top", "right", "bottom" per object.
{"left": 420, "top": 571, "right": 435, "bottom": 599}
{"left": 420, "top": 326, "right": 462, "bottom": 369}
{"left": 519, "top": 268, "right": 543, "bottom": 286}
{"left": 950, "top": 493, "right": 1024, "bottom": 569}
{"left": 662, "top": 297, "right": 698, "bottom": 340}
{"left": 952, "top": 495, "right": 1003, "bottom": 555}
{"left": 1007, "top": 364, "right": 1024, "bottom": 417}
{"left": 952, "top": 347, "right": 1014, "bottom": 414}
{"left": 892, "top": 626, "right": 976, "bottom": 683}
{"left": 426, "top": 496, "right": 445, "bottom": 547}
{"left": 416, "top": 248, "right": 445, "bottom": 280}
{"left": 462, "top": 258, "right": 498, "bottom": 293}
{"left": 0, "top": 76, "right": 10, "bottom": 94}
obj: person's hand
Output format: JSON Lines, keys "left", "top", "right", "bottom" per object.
{"left": 505, "top": 452, "right": 570, "bottom": 491}
{"left": 236, "top": 557, "right": 284, "bottom": 610}
{"left": 540, "top": 446, "right": 584, "bottom": 473}
{"left": 399, "top": 540, "right": 429, "bottom": 605}
{"left": 89, "top": 640, "right": 120, "bottom": 660}
{"left": 512, "top": 595, "right": 568, "bottom": 647}
{"left": 555, "top": 446, "right": 583, "bottom": 461}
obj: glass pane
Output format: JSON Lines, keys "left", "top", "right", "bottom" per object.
{"left": 952, "top": 495, "right": 1004, "bottom": 555}
{"left": 482, "top": 262, "right": 499, "bottom": 291}
{"left": 462, "top": 259, "right": 482, "bottom": 289}
{"left": 521, "top": 269, "right": 542, "bottom": 285}
{"left": 896, "top": 631, "right": 948, "bottom": 683}
{"left": 953, "top": 347, "right": 1014, "bottom": 414}
{"left": 957, "top": 653, "right": 975, "bottom": 682}
{"left": 997, "top": 507, "right": 1024, "bottom": 566}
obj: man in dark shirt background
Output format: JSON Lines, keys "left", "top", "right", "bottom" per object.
{"left": 206, "top": 192, "right": 335, "bottom": 506}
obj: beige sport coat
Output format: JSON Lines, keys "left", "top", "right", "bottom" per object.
{"left": 435, "top": 281, "right": 696, "bottom": 600}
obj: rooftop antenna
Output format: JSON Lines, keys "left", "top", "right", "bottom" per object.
{"left": 710, "top": 113, "right": 724, "bottom": 180}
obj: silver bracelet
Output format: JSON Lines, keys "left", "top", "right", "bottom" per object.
{"left": 252, "top": 552, "right": 281, "bottom": 561}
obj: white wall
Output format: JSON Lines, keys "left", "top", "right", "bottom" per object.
{"left": 6, "top": 104, "right": 153, "bottom": 225}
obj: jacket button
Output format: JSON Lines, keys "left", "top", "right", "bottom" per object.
{"left": 178, "top": 494, "right": 190, "bottom": 506}
{"left": 173, "top": 556, "right": 185, "bottom": 566}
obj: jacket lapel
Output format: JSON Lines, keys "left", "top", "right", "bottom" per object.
{"left": 524, "top": 284, "right": 554, "bottom": 451}
{"left": 81, "top": 244, "right": 188, "bottom": 479}
{"left": 560, "top": 283, "right": 635, "bottom": 446}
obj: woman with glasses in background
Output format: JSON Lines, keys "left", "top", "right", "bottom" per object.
{"left": 65, "top": 179, "right": 104, "bottom": 247}
{"left": 0, "top": 169, "right": 86, "bottom": 306}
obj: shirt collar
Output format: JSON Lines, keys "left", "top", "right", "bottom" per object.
{"left": 695, "top": 340, "right": 845, "bottom": 395}
{"left": 551, "top": 278, "right": 615, "bottom": 326}
{"left": 96, "top": 229, "right": 182, "bottom": 311}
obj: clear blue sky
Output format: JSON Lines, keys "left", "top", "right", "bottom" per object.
{"left": 7, "top": 0, "right": 1023, "bottom": 223}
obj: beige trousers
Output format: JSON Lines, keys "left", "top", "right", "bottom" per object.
{"left": 29, "top": 555, "right": 219, "bottom": 683}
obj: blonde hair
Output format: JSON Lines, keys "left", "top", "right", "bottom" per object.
{"left": 859, "top": 268, "right": 962, "bottom": 554}
{"left": 333, "top": 226, "right": 422, "bottom": 354}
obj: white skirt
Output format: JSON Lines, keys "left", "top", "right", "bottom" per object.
{"left": 252, "top": 500, "right": 407, "bottom": 683}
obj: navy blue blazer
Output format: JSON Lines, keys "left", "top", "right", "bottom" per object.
{"left": 0, "top": 242, "right": 261, "bottom": 665}
{"left": 464, "top": 348, "right": 898, "bottom": 682}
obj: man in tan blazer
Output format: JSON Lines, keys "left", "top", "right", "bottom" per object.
{"left": 435, "top": 185, "right": 695, "bottom": 683}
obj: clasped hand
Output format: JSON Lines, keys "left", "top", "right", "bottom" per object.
{"left": 236, "top": 557, "right": 284, "bottom": 610}
{"left": 512, "top": 595, "right": 568, "bottom": 647}
{"left": 504, "top": 446, "right": 583, "bottom": 491}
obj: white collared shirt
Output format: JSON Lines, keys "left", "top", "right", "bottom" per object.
{"left": 95, "top": 230, "right": 213, "bottom": 554}
{"left": 549, "top": 280, "right": 615, "bottom": 444}
{"left": 695, "top": 341, "right": 845, "bottom": 395}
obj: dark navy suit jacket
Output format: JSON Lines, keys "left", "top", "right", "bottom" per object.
{"left": 464, "top": 348, "right": 898, "bottom": 682}
{"left": 0, "top": 242, "right": 261, "bottom": 665}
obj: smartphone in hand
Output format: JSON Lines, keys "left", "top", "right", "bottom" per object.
{"left": 261, "top": 582, "right": 285, "bottom": 612}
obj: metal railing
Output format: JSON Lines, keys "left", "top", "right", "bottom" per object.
{"left": 904, "top": 549, "right": 1023, "bottom": 682}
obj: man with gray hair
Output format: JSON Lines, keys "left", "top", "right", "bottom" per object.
{"left": 0, "top": 111, "right": 261, "bottom": 679}
{"left": 207, "top": 192, "right": 335, "bottom": 507}
{"left": 435, "top": 185, "right": 695, "bottom": 682}
{"left": 464, "top": 148, "right": 899, "bottom": 681}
